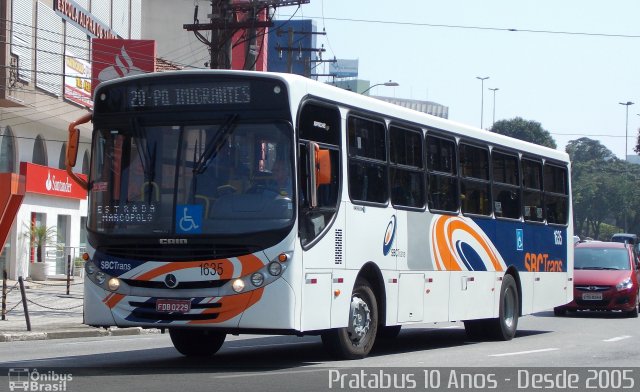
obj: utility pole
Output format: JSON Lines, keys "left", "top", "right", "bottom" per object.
{"left": 275, "top": 27, "right": 327, "bottom": 77}
{"left": 184, "top": 1, "right": 310, "bottom": 70}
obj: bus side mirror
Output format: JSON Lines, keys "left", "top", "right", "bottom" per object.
{"left": 316, "top": 148, "right": 331, "bottom": 186}
{"left": 66, "top": 114, "right": 92, "bottom": 191}
{"left": 66, "top": 127, "right": 80, "bottom": 167}
{"left": 308, "top": 142, "right": 331, "bottom": 208}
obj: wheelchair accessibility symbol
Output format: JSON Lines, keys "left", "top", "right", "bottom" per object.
{"left": 176, "top": 205, "right": 202, "bottom": 234}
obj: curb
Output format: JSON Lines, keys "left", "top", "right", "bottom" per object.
{"left": 0, "top": 327, "right": 160, "bottom": 342}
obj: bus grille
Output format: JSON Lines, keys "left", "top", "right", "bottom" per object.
{"left": 123, "top": 279, "right": 228, "bottom": 289}
{"left": 98, "top": 244, "right": 258, "bottom": 261}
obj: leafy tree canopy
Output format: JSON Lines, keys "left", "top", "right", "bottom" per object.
{"left": 566, "top": 137, "right": 616, "bottom": 164}
{"left": 489, "top": 117, "right": 557, "bottom": 149}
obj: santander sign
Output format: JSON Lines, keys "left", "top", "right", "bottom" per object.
{"left": 21, "top": 163, "right": 86, "bottom": 200}
{"left": 45, "top": 171, "right": 73, "bottom": 193}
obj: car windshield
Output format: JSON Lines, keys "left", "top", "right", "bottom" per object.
{"left": 88, "top": 120, "right": 294, "bottom": 236}
{"left": 574, "top": 247, "right": 631, "bottom": 270}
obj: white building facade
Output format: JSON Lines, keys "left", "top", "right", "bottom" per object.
{"left": 0, "top": 0, "right": 142, "bottom": 279}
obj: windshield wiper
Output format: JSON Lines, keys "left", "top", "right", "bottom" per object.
{"left": 193, "top": 114, "right": 239, "bottom": 175}
{"left": 131, "top": 118, "right": 156, "bottom": 182}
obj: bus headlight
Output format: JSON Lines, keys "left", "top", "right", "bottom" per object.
{"left": 232, "top": 279, "right": 245, "bottom": 293}
{"left": 268, "top": 261, "right": 283, "bottom": 276}
{"left": 251, "top": 272, "right": 265, "bottom": 287}
{"left": 107, "top": 278, "right": 120, "bottom": 291}
{"left": 86, "top": 262, "right": 96, "bottom": 275}
{"left": 96, "top": 272, "right": 106, "bottom": 284}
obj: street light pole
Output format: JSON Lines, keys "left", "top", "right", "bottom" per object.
{"left": 619, "top": 101, "right": 634, "bottom": 232}
{"left": 476, "top": 76, "right": 489, "bottom": 129}
{"left": 488, "top": 87, "right": 499, "bottom": 127}
{"left": 360, "top": 80, "right": 399, "bottom": 95}
{"left": 619, "top": 101, "right": 634, "bottom": 161}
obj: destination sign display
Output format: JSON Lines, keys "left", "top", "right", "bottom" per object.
{"left": 123, "top": 81, "right": 251, "bottom": 109}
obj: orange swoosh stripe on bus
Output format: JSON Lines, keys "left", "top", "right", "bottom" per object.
{"left": 435, "top": 216, "right": 460, "bottom": 271}
{"left": 430, "top": 215, "right": 504, "bottom": 272}
{"left": 446, "top": 219, "right": 503, "bottom": 271}
{"left": 188, "top": 288, "right": 264, "bottom": 324}
{"left": 104, "top": 293, "right": 125, "bottom": 308}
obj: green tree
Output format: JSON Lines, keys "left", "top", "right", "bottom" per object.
{"left": 490, "top": 117, "right": 557, "bottom": 149}
{"left": 565, "top": 138, "right": 636, "bottom": 239}
{"left": 22, "top": 223, "right": 57, "bottom": 263}
{"left": 566, "top": 137, "right": 615, "bottom": 163}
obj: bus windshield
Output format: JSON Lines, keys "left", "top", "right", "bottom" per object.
{"left": 88, "top": 119, "right": 294, "bottom": 237}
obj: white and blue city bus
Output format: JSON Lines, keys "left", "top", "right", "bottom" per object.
{"left": 66, "top": 70, "right": 573, "bottom": 359}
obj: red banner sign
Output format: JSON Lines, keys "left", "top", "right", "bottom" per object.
{"left": 91, "top": 39, "right": 156, "bottom": 94}
{"left": 20, "top": 163, "right": 87, "bottom": 200}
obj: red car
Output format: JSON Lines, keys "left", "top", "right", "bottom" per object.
{"left": 555, "top": 241, "right": 640, "bottom": 317}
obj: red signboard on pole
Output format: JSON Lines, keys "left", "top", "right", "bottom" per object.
{"left": 91, "top": 39, "right": 156, "bottom": 94}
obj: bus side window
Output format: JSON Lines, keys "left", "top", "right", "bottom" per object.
{"left": 544, "top": 163, "right": 569, "bottom": 225}
{"left": 426, "top": 134, "right": 459, "bottom": 213}
{"left": 522, "top": 158, "right": 544, "bottom": 222}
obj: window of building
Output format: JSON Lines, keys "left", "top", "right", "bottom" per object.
{"left": 544, "top": 163, "right": 569, "bottom": 225}
{"left": 459, "top": 143, "right": 491, "bottom": 216}
{"left": 59, "top": 142, "right": 67, "bottom": 169}
{"left": 82, "top": 151, "right": 90, "bottom": 176}
{"left": 348, "top": 115, "right": 388, "bottom": 204}
{"left": 522, "top": 158, "right": 544, "bottom": 222}
{"left": 492, "top": 151, "right": 521, "bottom": 219}
{"left": 33, "top": 135, "right": 48, "bottom": 166}
{"left": 0, "top": 127, "right": 17, "bottom": 173}
{"left": 389, "top": 125, "right": 425, "bottom": 208}
{"left": 426, "top": 134, "right": 458, "bottom": 212}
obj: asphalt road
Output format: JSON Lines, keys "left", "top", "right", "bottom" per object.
{"left": 1, "top": 310, "right": 639, "bottom": 392}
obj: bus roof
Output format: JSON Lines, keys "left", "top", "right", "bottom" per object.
{"left": 97, "top": 69, "right": 570, "bottom": 164}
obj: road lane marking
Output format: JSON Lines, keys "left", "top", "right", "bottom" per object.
{"left": 489, "top": 348, "right": 558, "bottom": 357}
{"left": 213, "top": 368, "right": 326, "bottom": 379}
{"left": 603, "top": 335, "right": 631, "bottom": 342}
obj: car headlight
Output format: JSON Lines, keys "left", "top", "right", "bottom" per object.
{"left": 616, "top": 278, "right": 633, "bottom": 291}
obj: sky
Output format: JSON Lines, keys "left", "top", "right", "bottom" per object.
{"left": 274, "top": 0, "right": 640, "bottom": 159}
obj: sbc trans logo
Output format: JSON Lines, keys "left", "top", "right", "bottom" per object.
{"left": 8, "top": 368, "right": 72, "bottom": 391}
{"left": 382, "top": 215, "right": 397, "bottom": 256}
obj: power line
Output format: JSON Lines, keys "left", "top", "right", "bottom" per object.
{"left": 278, "top": 15, "right": 640, "bottom": 39}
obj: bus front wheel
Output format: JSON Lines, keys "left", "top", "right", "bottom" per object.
{"left": 321, "top": 278, "right": 379, "bottom": 359}
{"left": 169, "top": 328, "right": 226, "bottom": 356}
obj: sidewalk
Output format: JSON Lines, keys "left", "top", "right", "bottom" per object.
{"left": 0, "top": 276, "right": 155, "bottom": 342}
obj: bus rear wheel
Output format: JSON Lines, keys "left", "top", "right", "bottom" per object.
{"left": 169, "top": 328, "right": 226, "bottom": 356}
{"left": 488, "top": 274, "right": 519, "bottom": 340}
{"left": 321, "top": 278, "right": 378, "bottom": 359}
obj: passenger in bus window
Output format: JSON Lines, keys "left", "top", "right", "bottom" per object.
{"left": 272, "top": 159, "right": 293, "bottom": 198}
